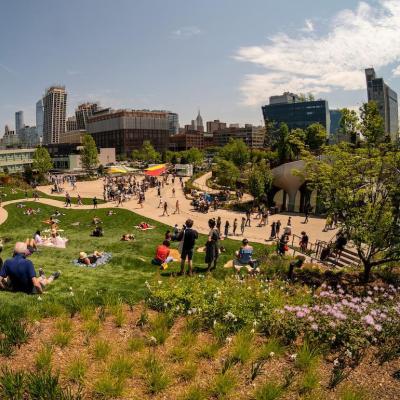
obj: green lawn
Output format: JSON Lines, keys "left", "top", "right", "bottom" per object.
{"left": 0, "top": 186, "right": 105, "bottom": 205}
{"left": 0, "top": 202, "right": 266, "bottom": 315}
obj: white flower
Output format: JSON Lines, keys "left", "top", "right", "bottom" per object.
{"left": 250, "top": 329, "right": 255, "bottom": 334}
{"left": 333, "top": 359, "right": 339, "bottom": 366}
{"left": 149, "top": 336, "right": 157, "bottom": 344}
{"left": 269, "top": 351, "right": 275, "bottom": 357}
{"left": 37, "top": 296, "right": 42, "bottom": 301}
{"left": 158, "top": 280, "right": 162, "bottom": 285}
{"left": 69, "top": 287, "right": 73, "bottom": 291}
{"left": 290, "top": 353, "right": 297, "bottom": 360}
{"left": 226, "top": 337, "right": 232, "bottom": 344}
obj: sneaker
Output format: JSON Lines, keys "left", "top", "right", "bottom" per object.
{"left": 51, "top": 271, "right": 61, "bottom": 280}
{"left": 161, "top": 262, "right": 168, "bottom": 270}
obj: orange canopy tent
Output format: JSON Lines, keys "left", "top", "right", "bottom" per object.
{"left": 144, "top": 164, "right": 167, "bottom": 177}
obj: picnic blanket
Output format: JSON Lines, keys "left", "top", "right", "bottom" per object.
{"left": 73, "top": 252, "right": 112, "bottom": 268}
{"left": 134, "top": 225, "right": 155, "bottom": 231}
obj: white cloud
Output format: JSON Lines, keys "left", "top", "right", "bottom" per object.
{"left": 172, "top": 26, "right": 202, "bottom": 38}
{"left": 392, "top": 65, "right": 400, "bottom": 76}
{"left": 301, "top": 19, "right": 314, "bottom": 33}
{"left": 234, "top": 0, "right": 400, "bottom": 105}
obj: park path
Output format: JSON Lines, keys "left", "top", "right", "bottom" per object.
{"left": 33, "top": 177, "right": 337, "bottom": 248}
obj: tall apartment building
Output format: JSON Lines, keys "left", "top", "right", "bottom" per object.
{"left": 75, "top": 102, "right": 98, "bottom": 130}
{"left": 87, "top": 109, "right": 170, "bottom": 156}
{"left": 18, "top": 126, "right": 40, "bottom": 148}
{"left": 365, "top": 68, "right": 399, "bottom": 141}
{"left": 262, "top": 95, "right": 331, "bottom": 135}
{"left": 206, "top": 120, "right": 227, "bottom": 134}
{"left": 43, "top": 86, "right": 67, "bottom": 145}
{"left": 167, "top": 112, "right": 179, "bottom": 135}
{"left": 15, "top": 111, "right": 24, "bottom": 134}
{"left": 213, "top": 125, "right": 265, "bottom": 148}
{"left": 36, "top": 99, "right": 44, "bottom": 137}
{"left": 66, "top": 116, "right": 78, "bottom": 132}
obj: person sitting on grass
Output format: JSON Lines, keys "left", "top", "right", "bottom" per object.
{"left": 121, "top": 233, "right": 135, "bottom": 241}
{"left": 91, "top": 226, "right": 103, "bottom": 237}
{"left": 92, "top": 216, "right": 102, "bottom": 225}
{"left": 152, "top": 240, "right": 174, "bottom": 270}
{"left": 233, "top": 239, "right": 258, "bottom": 273}
{"left": 0, "top": 242, "right": 60, "bottom": 294}
{"left": 288, "top": 256, "right": 306, "bottom": 280}
{"left": 33, "top": 230, "right": 43, "bottom": 245}
{"left": 78, "top": 251, "right": 103, "bottom": 266}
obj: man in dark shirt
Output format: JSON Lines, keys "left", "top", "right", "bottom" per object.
{"left": 178, "top": 219, "right": 198, "bottom": 276}
{"left": 0, "top": 242, "right": 60, "bottom": 294}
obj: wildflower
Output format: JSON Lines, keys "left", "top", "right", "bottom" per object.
{"left": 333, "top": 359, "right": 339, "bottom": 366}
{"left": 226, "top": 337, "right": 232, "bottom": 344}
{"left": 363, "top": 315, "right": 375, "bottom": 325}
{"left": 311, "top": 323, "right": 319, "bottom": 331}
{"left": 290, "top": 353, "right": 297, "bottom": 360}
{"left": 269, "top": 351, "right": 275, "bottom": 357}
{"left": 149, "top": 336, "right": 157, "bottom": 345}
{"left": 374, "top": 324, "right": 382, "bottom": 332}
{"left": 158, "top": 280, "right": 162, "bottom": 285}
{"left": 345, "top": 349, "right": 352, "bottom": 358}
{"left": 37, "top": 296, "right": 42, "bottom": 301}
{"left": 296, "top": 311, "right": 306, "bottom": 318}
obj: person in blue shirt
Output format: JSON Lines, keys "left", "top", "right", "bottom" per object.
{"left": 233, "top": 239, "right": 259, "bottom": 273}
{"left": 0, "top": 242, "right": 60, "bottom": 294}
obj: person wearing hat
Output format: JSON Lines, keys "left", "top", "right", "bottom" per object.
{"left": 0, "top": 242, "right": 60, "bottom": 294}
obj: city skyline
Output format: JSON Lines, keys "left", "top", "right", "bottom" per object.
{"left": 1, "top": 0, "right": 400, "bottom": 131}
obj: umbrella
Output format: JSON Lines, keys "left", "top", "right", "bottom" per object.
{"left": 144, "top": 164, "right": 167, "bottom": 177}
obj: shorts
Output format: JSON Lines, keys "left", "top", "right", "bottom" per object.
{"left": 181, "top": 247, "right": 194, "bottom": 261}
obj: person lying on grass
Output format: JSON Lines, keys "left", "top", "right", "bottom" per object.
{"left": 0, "top": 242, "right": 60, "bottom": 294}
{"left": 121, "top": 233, "right": 135, "bottom": 241}
{"left": 78, "top": 251, "right": 103, "bottom": 266}
{"left": 152, "top": 240, "right": 174, "bottom": 270}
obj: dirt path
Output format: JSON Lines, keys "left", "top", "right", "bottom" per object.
{"left": 34, "top": 178, "right": 336, "bottom": 248}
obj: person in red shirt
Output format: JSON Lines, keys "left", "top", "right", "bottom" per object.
{"left": 152, "top": 240, "right": 174, "bottom": 269}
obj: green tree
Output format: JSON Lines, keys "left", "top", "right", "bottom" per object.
{"left": 304, "top": 145, "right": 400, "bottom": 281}
{"left": 140, "top": 141, "right": 160, "bottom": 163}
{"left": 289, "top": 128, "right": 306, "bottom": 158}
{"left": 305, "top": 123, "right": 327, "bottom": 150}
{"left": 80, "top": 134, "right": 99, "bottom": 173}
{"left": 359, "top": 101, "right": 385, "bottom": 146}
{"left": 32, "top": 146, "right": 53, "bottom": 174}
{"left": 338, "top": 108, "right": 359, "bottom": 144}
{"left": 219, "top": 139, "right": 250, "bottom": 167}
{"left": 276, "top": 123, "right": 294, "bottom": 163}
{"left": 184, "top": 148, "right": 204, "bottom": 166}
{"left": 215, "top": 159, "right": 240, "bottom": 188}
{"left": 248, "top": 159, "right": 273, "bottom": 200}
{"left": 131, "top": 149, "right": 141, "bottom": 161}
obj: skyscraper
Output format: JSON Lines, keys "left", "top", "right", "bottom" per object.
{"left": 167, "top": 112, "right": 179, "bottom": 135}
{"left": 75, "top": 102, "right": 98, "bottom": 130}
{"left": 365, "top": 68, "right": 399, "bottom": 141}
{"left": 15, "top": 111, "right": 24, "bottom": 134}
{"left": 195, "top": 110, "right": 204, "bottom": 132}
{"left": 36, "top": 99, "right": 44, "bottom": 137}
{"left": 42, "top": 86, "right": 67, "bottom": 144}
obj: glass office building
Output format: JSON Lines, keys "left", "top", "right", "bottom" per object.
{"left": 262, "top": 98, "right": 331, "bottom": 136}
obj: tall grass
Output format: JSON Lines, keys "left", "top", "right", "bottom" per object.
{"left": 143, "top": 352, "right": 169, "bottom": 394}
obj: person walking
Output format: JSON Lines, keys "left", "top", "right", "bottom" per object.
{"left": 270, "top": 221, "right": 276, "bottom": 239}
{"left": 287, "top": 216, "right": 292, "bottom": 226}
{"left": 303, "top": 204, "right": 310, "bottom": 224}
{"left": 65, "top": 192, "right": 72, "bottom": 208}
{"left": 205, "top": 218, "right": 220, "bottom": 272}
{"left": 232, "top": 218, "right": 238, "bottom": 236}
{"left": 216, "top": 216, "right": 222, "bottom": 234}
{"left": 93, "top": 196, "right": 98, "bottom": 209}
{"left": 173, "top": 199, "right": 180, "bottom": 214}
{"left": 245, "top": 209, "right": 251, "bottom": 227}
{"left": 276, "top": 220, "right": 281, "bottom": 237}
{"left": 158, "top": 197, "right": 163, "bottom": 208}
{"left": 240, "top": 217, "right": 246, "bottom": 236}
{"left": 224, "top": 220, "right": 230, "bottom": 238}
{"left": 178, "top": 219, "right": 198, "bottom": 276}
{"left": 300, "top": 231, "right": 309, "bottom": 252}
{"left": 162, "top": 201, "right": 169, "bottom": 216}
{"left": 77, "top": 194, "right": 83, "bottom": 206}
{"left": 172, "top": 187, "right": 176, "bottom": 198}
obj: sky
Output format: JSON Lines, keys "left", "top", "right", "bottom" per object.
{"left": 1, "top": 0, "right": 400, "bottom": 131}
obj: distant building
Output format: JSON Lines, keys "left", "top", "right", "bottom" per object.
{"left": 66, "top": 116, "right": 78, "bottom": 132}
{"left": 169, "top": 132, "right": 204, "bottom": 151}
{"left": 59, "top": 130, "right": 86, "bottom": 144}
{"left": 206, "top": 120, "right": 226, "bottom": 134}
{"left": 195, "top": 110, "right": 204, "bottom": 132}
{"left": 18, "top": 126, "right": 40, "bottom": 148}
{"left": 262, "top": 94, "right": 331, "bottom": 136}
{"left": 229, "top": 123, "right": 240, "bottom": 128}
{"left": 87, "top": 109, "right": 170, "bottom": 156}
{"left": 15, "top": 111, "right": 24, "bottom": 134}
{"left": 43, "top": 86, "right": 67, "bottom": 145}
{"left": 213, "top": 125, "right": 265, "bottom": 148}
{"left": 167, "top": 112, "right": 179, "bottom": 135}
{"left": 329, "top": 109, "right": 343, "bottom": 144}
{"left": 36, "top": 99, "right": 44, "bottom": 137}
{"left": 75, "top": 102, "right": 98, "bottom": 130}
{"left": 365, "top": 68, "right": 399, "bottom": 141}
{"left": 0, "top": 149, "right": 35, "bottom": 173}
{"left": 2, "top": 126, "right": 19, "bottom": 148}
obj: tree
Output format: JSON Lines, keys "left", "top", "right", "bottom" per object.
{"left": 219, "top": 139, "right": 250, "bottom": 167}
{"left": 80, "top": 134, "right": 99, "bottom": 173}
{"left": 248, "top": 159, "right": 273, "bottom": 200}
{"left": 276, "top": 123, "right": 294, "bottom": 163}
{"left": 359, "top": 101, "right": 385, "bottom": 146}
{"left": 184, "top": 148, "right": 204, "bottom": 166}
{"left": 305, "top": 123, "right": 327, "bottom": 151}
{"left": 288, "top": 128, "right": 306, "bottom": 158}
{"left": 338, "top": 108, "right": 359, "bottom": 144}
{"left": 141, "top": 141, "right": 160, "bottom": 163}
{"left": 304, "top": 145, "right": 400, "bottom": 281}
{"left": 32, "top": 146, "right": 53, "bottom": 175}
{"left": 214, "top": 159, "right": 240, "bottom": 188}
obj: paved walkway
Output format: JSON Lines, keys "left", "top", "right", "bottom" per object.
{"left": 35, "top": 177, "right": 337, "bottom": 248}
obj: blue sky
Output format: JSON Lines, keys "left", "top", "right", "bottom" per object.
{"left": 1, "top": 0, "right": 400, "bottom": 130}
